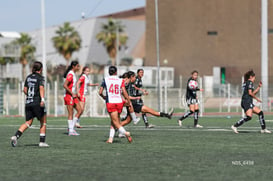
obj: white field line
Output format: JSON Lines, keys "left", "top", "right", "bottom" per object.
{"left": 2, "top": 125, "right": 267, "bottom": 132}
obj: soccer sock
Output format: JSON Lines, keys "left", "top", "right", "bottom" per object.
{"left": 258, "top": 111, "right": 266, "bottom": 130}
{"left": 130, "top": 112, "right": 138, "bottom": 123}
{"left": 72, "top": 117, "right": 78, "bottom": 129}
{"left": 178, "top": 111, "right": 194, "bottom": 121}
{"left": 40, "top": 133, "right": 46, "bottom": 143}
{"left": 194, "top": 109, "right": 199, "bottom": 126}
{"left": 160, "top": 112, "right": 169, "bottom": 118}
{"left": 77, "top": 118, "right": 80, "bottom": 124}
{"left": 68, "top": 120, "right": 73, "bottom": 132}
{"left": 109, "top": 126, "right": 115, "bottom": 138}
{"left": 14, "top": 130, "right": 23, "bottom": 139}
{"left": 234, "top": 116, "right": 252, "bottom": 127}
{"left": 142, "top": 113, "right": 149, "bottom": 126}
{"left": 118, "top": 127, "right": 126, "bottom": 135}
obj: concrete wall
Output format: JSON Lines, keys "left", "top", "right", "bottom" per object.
{"left": 146, "top": 0, "right": 273, "bottom": 87}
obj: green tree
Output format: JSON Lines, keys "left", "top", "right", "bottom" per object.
{"left": 13, "top": 33, "right": 36, "bottom": 80}
{"left": 52, "top": 22, "right": 81, "bottom": 67}
{"left": 96, "top": 18, "right": 128, "bottom": 65}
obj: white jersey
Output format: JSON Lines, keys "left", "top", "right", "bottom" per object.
{"left": 64, "top": 70, "right": 77, "bottom": 96}
{"left": 79, "top": 74, "right": 90, "bottom": 95}
{"left": 101, "top": 75, "right": 124, "bottom": 103}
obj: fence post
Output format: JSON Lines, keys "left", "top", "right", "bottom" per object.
{"left": 227, "top": 84, "right": 230, "bottom": 112}
{"left": 0, "top": 79, "right": 3, "bottom": 115}
{"left": 47, "top": 83, "right": 50, "bottom": 115}
{"left": 6, "top": 84, "right": 10, "bottom": 115}
{"left": 164, "top": 72, "right": 168, "bottom": 113}
{"left": 54, "top": 81, "right": 58, "bottom": 117}
{"left": 199, "top": 77, "right": 203, "bottom": 117}
{"left": 21, "top": 82, "right": 24, "bottom": 117}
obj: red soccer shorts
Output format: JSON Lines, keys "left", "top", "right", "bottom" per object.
{"left": 106, "top": 102, "right": 124, "bottom": 113}
{"left": 64, "top": 95, "right": 79, "bottom": 105}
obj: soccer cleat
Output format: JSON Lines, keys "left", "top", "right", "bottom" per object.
{"left": 68, "top": 130, "right": 80, "bottom": 136}
{"left": 231, "top": 125, "right": 239, "bottom": 134}
{"left": 178, "top": 120, "right": 182, "bottom": 127}
{"left": 261, "top": 129, "right": 271, "bottom": 134}
{"left": 11, "top": 136, "right": 17, "bottom": 147}
{"left": 125, "top": 132, "right": 132, "bottom": 143}
{"left": 106, "top": 138, "right": 113, "bottom": 144}
{"left": 118, "top": 133, "right": 126, "bottom": 138}
{"left": 146, "top": 124, "right": 155, "bottom": 128}
{"left": 133, "top": 117, "right": 141, "bottom": 125}
{"left": 167, "top": 108, "right": 174, "bottom": 119}
{"left": 39, "top": 142, "right": 49, "bottom": 147}
{"left": 75, "top": 123, "right": 83, "bottom": 128}
{"left": 195, "top": 124, "right": 203, "bottom": 128}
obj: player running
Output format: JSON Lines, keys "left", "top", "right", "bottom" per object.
{"left": 63, "top": 61, "right": 83, "bottom": 136}
{"left": 231, "top": 70, "right": 271, "bottom": 134}
{"left": 177, "top": 70, "right": 203, "bottom": 128}
{"left": 99, "top": 66, "right": 132, "bottom": 144}
{"left": 127, "top": 71, "right": 174, "bottom": 123}
{"left": 11, "top": 61, "right": 49, "bottom": 147}
{"left": 134, "top": 69, "right": 154, "bottom": 128}
{"left": 76, "top": 66, "right": 99, "bottom": 128}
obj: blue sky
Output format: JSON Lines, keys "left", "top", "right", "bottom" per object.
{"left": 0, "top": 0, "right": 146, "bottom": 32}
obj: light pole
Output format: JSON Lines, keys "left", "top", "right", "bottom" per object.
{"left": 155, "top": 0, "right": 161, "bottom": 111}
{"left": 41, "top": 0, "right": 47, "bottom": 85}
{"left": 261, "top": 0, "right": 268, "bottom": 110}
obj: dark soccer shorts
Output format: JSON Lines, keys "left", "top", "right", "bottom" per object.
{"left": 25, "top": 105, "right": 46, "bottom": 121}
{"left": 186, "top": 98, "right": 199, "bottom": 106}
{"left": 241, "top": 101, "right": 254, "bottom": 113}
{"left": 132, "top": 103, "right": 143, "bottom": 113}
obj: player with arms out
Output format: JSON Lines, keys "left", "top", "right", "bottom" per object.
{"left": 11, "top": 61, "right": 49, "bottom": 147}
{"left": 63, "top": 61, "right": 83, "bottom": 136}
{"left": 178, "top": 70, "right": 203, "bottom": 128}
{"left": 99, "top": 66, "right": 132, "bottom": 144}
{"left": 76, "top": 66, "right": 99, "bottom": 128}
{"left": 231, "top": 70, "right": 271, "bottom": 134}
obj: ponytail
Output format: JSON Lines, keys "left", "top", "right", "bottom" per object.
{"left": 64, "top": 60, "right": 79, "bottom": 78}
{"left": 244, "top": 70, "right": 255, "bottom": 82}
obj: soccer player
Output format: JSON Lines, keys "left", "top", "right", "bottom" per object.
{"left": 120, "top": 72, "right": 140, "bottom": 125}
{"left": 127, "top": 71, "right": 174, "bottom": 123}
{"left": 134, "top": 69, "right": 154, "bottom": 128}
{"left": 11, "top": 61, "right": 49, "bottom": 147}
{"left": 231, "top": 70, "right": 271, "bottom": 134}
{"left": 177, "top": 70, "right": 203, "bottom": 128}
{"left": 99, "top": 66, "right": 132, "bottom": 144}
{"left": 76, "top": 66, "right": 99, "bottom": 128}
{"left": 63, "top": 61, "right": 83, "bottom": 136}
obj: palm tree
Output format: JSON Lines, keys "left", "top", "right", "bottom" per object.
{"left": 13, "top": 33, "right": 36, "bottom": 80}
{"left": 96, "top": 18, "right": 128, "bottom": 65}
{"left": 52, "top": 22, "right": 81, "bottom": 67}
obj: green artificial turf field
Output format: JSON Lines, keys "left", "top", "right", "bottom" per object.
{"left": 1, "top": 115, "right": 273, "bottom": 181}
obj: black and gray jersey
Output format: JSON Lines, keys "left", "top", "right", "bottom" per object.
{"left": 128, "top": 82, "right": 143, "bottom": 106}
{"left": 186, "top": 78, "right": 200, "bottom": 100}
{"left": 134, "top": 76, "right": 142, "bottom": 96}
{"left": 24, "top": 73, "right": 45, "bottom": 106}
{"left": 241, "top": 80, "right": 254, "bottom": 103}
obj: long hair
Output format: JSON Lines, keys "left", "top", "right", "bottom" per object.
{"left": 32, "top": 61, "right": 43, "bottom": 73}
{"left": 127, "top": 71, "right": 135, "bottom": 78}
{"left": 63, "top": 61, "right": 79, "bottom": 78}
{"left": 244, "top": 70, "right": 255, "bottom": 82}
{"left": 80, "top": 66, "right": 89, "bottom": 77}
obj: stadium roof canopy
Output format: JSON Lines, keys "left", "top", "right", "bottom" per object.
{"left": 0, "top": 32, "right": 21, "bottom": 38}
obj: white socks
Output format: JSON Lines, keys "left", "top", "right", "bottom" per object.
{"left": 68, "top": 117, "right": 78, "bottom": 132}
{"left": 118, "top": 127, "right": 126, "bottom": 135}
{"left": 109, "top": 126, "right": 115, "bottom": 138}
{"left": 130, "top": 112, "right": 138, "bottom": 123}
